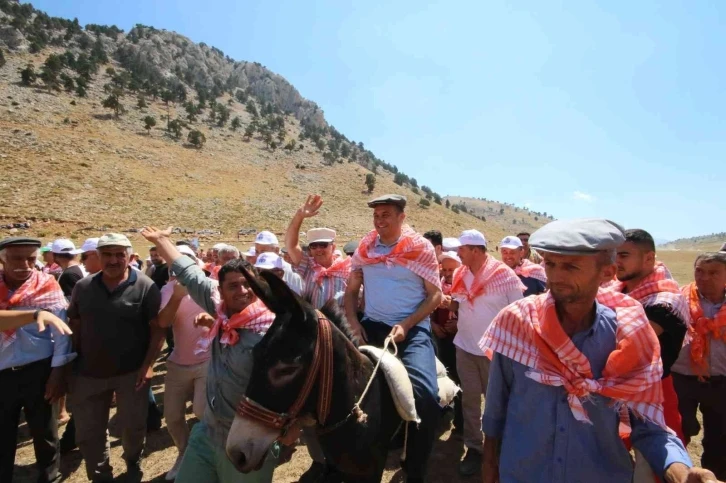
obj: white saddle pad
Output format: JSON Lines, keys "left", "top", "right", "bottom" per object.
{"left": 359, "top": 346, "right": 461, "bottom": 422}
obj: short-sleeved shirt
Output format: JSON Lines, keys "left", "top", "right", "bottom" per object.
{"left": 68, "top": 268, "right": 161, "bottom": 378}
{"left": 294, "top": 253, "right": 349, "bottom": 309}
{"left": 358, "top": 237, "right": 428, "bottom": 328}
{"left": 160, "top": 280, "right": 214, "bottom": 366}
{"left": 58, "top": 265, "right": 84, "bottom": 299}
{"left": 454, "top": 270, "right": 523, "bottom": 355}
{"left": 483, "top": 302, "right": 691, "bottom": 482}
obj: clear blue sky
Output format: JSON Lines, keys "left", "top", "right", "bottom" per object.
{"left": 28, "top": 0, "right": 725, "bottom": 241}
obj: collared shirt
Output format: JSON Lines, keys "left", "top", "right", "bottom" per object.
{"left": 482, "top": 302, "right": 691, "bottom": 483}
{"left": 671, "top": 291, "right": 726, "bottom": 377}
{"left": 295, "top": 253, "right": 348, "bottom": 309}
{"left": 454, "top": 270, "right": 522, "bottom": 355}
{"left": 68, "top": 268, "right": 161, "bottom": 378}
{"left": 160, "top": 280, "right": 215, "bottom": 366}
{"left": 0, "top": 305, "right": 75, "bottom": 370}
{"left": 171, "top": 255, "right": 265, "bottom": 447}
{"left": 358, "top": 236, "right": 428, "bottom": 328}
{"left": 281, "top": 259, "right": 304, "bottom": 296}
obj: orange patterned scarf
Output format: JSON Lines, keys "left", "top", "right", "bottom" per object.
{"left": 0, "top": 271, "right": 68, "bottom": 348}
{"left": 196, "top": 298, "right": 275, "bottom": 354}
{"left": 514, "top": 259, "right": 547, "bottom": 284}
{"left": 480, "top": 290, "right": 666, "bottom": 436}
{"left": 451, "top": 255, "right": 525, "bottom": 304}
{"left": 311, "top": 256, "right": 352, "bottom": 286}
{"left": 682, "top": 282, "right": 726, "bottom": 379}
{"left": 352, "top": 225, "right": 441, "bottom": 287}
{"left": 612, "top": 262, "right": 689, "bottom": 323}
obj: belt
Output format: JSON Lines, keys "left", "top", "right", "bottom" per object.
{"left": 0, "top": 357, "right": 52, "bottom": 374}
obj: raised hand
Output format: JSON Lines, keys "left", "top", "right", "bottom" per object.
{"left": 140, "top": 226, "right": 173, "bottom": 244}
{"left": 297, "top": 195, "right": 323, "bottom": 219}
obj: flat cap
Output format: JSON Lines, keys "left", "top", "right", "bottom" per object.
{"left": 0, "top": 237, "right": 42, "bottom": 251}
{"left": 721, "top": 242, "right": 726, "bottom": 252}
{"left": 530, "top": 218, "right": 625, "bottom": 256}
{"left": 343, "top": 240, "right": 359, "bottom": 255}
{"left": 367, "top": 194, "right": 407, "bottom": 210}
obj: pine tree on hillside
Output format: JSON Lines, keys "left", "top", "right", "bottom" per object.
{"left": 188, "top": 129, "right": 206, "bottom": 149}
{"left": 20, "top": 65, "right": 37, "bottom": 86}
{"left": 143, "top": 115, "right": 156, "bottom": 134}
{"left": 365, "top": 174, "right": 376, "bottom": 193}
{"left": 102, "top": 89, "right": 124, "bottom": 118}
{"left": 0, "top": 49, "right": 5, "bottom": 68}
{"left": 230, "top": 116, "right": 241, "bottom": 131}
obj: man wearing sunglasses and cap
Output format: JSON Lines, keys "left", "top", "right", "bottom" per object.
{"left": 285, "top": 195, "right": 352, "bottom": 309}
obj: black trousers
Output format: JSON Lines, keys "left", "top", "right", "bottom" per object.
{"left": 0, "top": 357, "right": 60, "bottom": 483}
{"left": 672, "top": 373, "right": 726, "bottom": 480}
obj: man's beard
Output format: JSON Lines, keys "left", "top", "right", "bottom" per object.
{"left": 616, "top": 269, "right": 642, "bottom": 282}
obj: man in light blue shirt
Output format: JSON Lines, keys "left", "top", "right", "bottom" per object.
{"left": 0, "top": 237, "right": 74, "bottom": 483}
{"left": 480, "top": 219, "right": 719, "bottom": 483}
{"left": 345, "top": 194, "right": 443, "bottom": 483}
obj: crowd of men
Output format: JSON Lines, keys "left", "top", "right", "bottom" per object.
{"left": 1, "top": 193, "right": 725, "bottom": 483}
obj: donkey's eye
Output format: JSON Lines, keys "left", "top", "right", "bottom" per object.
{"left": 268, "top": 362, "right": 303, "bottom": 388}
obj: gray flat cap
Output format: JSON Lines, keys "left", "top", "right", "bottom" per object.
{"left": 367, "top": 194, "right": 407, "bottom": 210}
{"left": 343, "top": 240, "right": 359, "bottom": 255}
{"left": 0, "top": 237, "right": 42, "bottom": 251}
{"left": 720, "top": 242, "right": 726, "bottom": 252}
{"left": 530, "top": 218, "right": 625, "bottom": 256}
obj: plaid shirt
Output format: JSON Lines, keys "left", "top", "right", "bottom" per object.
{"left": 295, "top": 253, "right": 350, "bottom": 309}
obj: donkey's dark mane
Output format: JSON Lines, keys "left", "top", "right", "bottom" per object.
{"left": 315, "top": 299, "right": 359, "bottom": 347}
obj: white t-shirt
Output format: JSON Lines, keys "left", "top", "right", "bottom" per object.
{"left": 453, "top": 271, "right": 523, "bottom": 355}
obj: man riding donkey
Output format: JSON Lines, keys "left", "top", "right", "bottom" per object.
{"left": 344, "top": 194, "right": 443, "bottom": 483}
{"left": 285, "top": 194, "right": 353, "bottom": 482}
{"left": 671, "top": 251, "right": 726, "bottom": 480}
{"left": 613, "top": 229, "right": 690, "bottom": 481}
{"left": 480, "top": 218, "right": 720, "bottom": 483}
{"left": 141, "top": 226, "right": 282, "bottom": 483}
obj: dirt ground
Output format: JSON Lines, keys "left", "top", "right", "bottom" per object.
{"left": 13, "top": 356, "right": 705, "bottom": 483}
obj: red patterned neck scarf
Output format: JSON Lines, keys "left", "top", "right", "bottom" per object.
{"left": 451, "top": 256, "right": 525, "bottom": 304}
{"left": 195, "top": 298, "right": 275, "bottom": 354}
{"left": 311, "top": 255, "right": 352, "bottom": 286}
{"left": 682, "top": 282, "right": 726, "bottom": 379}
{"left": 352, "top": 225, "right": 441, "bottom": 287}
{"left": 480, "top": 289, "right": 666, "bottom": 436}
{"left": 0, "top": 271, "right": 67, "bottom": 348}
{"left": 514, "top": 259, "right": 547, "bottom": 284}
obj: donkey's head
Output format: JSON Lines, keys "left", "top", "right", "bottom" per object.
{"left": 225, "top": 266, "right": 345, "bottom": 472}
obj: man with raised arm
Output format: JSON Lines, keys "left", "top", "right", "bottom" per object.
{"left": 140, "top": 227, "right": 279, "bottom": 483}
{"left": 285, "top": 195, "right": 351, "bottom": 309}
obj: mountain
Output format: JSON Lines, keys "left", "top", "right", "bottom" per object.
{"left": 659, "top": 232, "right": 725, "bottom": 252}
{"left": 0, "top": 1, "right": 549, "bottom": 247}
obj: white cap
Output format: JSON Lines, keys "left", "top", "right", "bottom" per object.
{"left": 212, "top": 243, "right": 226, "bottom": 250}
{"left": 178, "top": 245, "right": 197, "bottom": 259}
{"left": 255, "top": 252, "right": 283, "bottom": 270}
{"left": 439, "top": 251, "right": 462, "bottom": 264}
{"left": 243, "top": 247, "right": 256, "bottom": 257}
{"left": 307, "top": 227, "right": 336, "bottom": 244}
{"left": 459, "top": 229, "right": 487, "bottom": 247}
{"left": 442, "top": 237, "right": 461, "bottom": 251}
{"left": 51, "top": 238, "right": 83, "bottom": 255}
{"left": 80, "top": 238, "right": 99, "bottom": 253}
{"left": 255, "top": 231, "right": 279, "bottom": 246}
{"left": 500, "top": 236, "right": 523, "bottom": 250}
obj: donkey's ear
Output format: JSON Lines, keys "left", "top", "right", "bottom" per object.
{"left": 237, "top": 264, "right": 279, "bottom": 312}
{"left": 259, "top": 271, "right": 305, "bottom": 319}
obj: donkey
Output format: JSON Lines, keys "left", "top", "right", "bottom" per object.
{"left": 225, "top": 268, "right": 403, "bottom": 483}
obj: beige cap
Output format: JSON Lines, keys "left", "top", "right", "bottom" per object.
{"left": 307, "top": 228, "right": 336, "bottom": 244}
{"left": 97, "top": 233, "right": 132, "bottom": 248}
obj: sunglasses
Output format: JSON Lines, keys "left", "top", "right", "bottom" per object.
{"left": 309, "top": 242, "right": 331, "bottom": 249}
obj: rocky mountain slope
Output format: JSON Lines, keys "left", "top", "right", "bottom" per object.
{"left": 0, "top": 0, "right": 548, "bottom": 248}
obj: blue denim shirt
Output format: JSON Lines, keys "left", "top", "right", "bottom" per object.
{"left": 360, "top": 236, "right": 429, "bottom": 329}
{"left": 0, "top": 307, "right": 76, "bottom": 370}
{"left": 482, "top": 302, "right": 691, "bottom": 483}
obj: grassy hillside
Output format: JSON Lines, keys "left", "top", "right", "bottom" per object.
{"left": 659, "top": 232, "right": 725, "bottom": 252}
{"left": 0, "top": 50, "right": 529, "bottom": 250}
